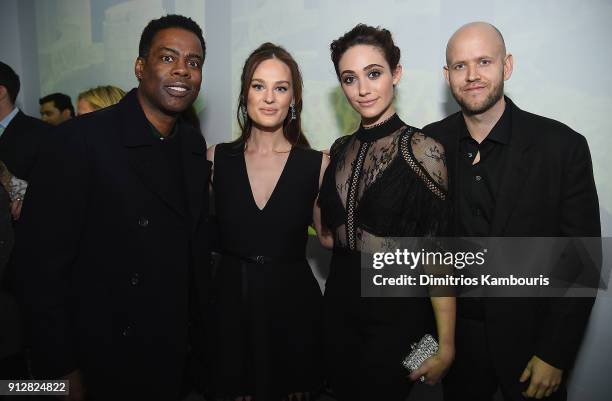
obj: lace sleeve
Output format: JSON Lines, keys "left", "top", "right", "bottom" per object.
{"left": 329, "top": 135, "right": 351, "bottom": 160}
{"left": 400, "top": 131, "right": 448, "bottom": 199}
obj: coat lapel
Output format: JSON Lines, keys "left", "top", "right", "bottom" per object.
{"left": 120, "top": 89, "right": 185, "bottom": 218}
{"left": 489, "top": 98, "right": 533, "bottom": 235}
{"left": 178, "top": 120, "right": 209, "bottom": 233}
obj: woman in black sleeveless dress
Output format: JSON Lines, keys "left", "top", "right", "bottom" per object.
{"left": 206, "top": 43, "right": 329, "bottom": 401}
{"left": 318, "top": 25, "right": 456, "bottom": 401}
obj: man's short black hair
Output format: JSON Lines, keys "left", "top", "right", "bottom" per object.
{"left": 139, "top": 14, "right": 206, "bottom": 60}
{"left": 0, "top": 61, "right": 21, "bottom": 105}
{"left": 39, "top": 93, "right": 75, "bottom": 117}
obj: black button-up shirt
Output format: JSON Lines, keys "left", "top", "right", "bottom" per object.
{"left": 458, "top": 104, "right": 512, "bottom": 236}
{"left": 456, "top": 103, "right": 511, "bottom": 320}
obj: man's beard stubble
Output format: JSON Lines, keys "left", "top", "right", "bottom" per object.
{"left": 452, "top": 80, "right": 504, "bottom": 116}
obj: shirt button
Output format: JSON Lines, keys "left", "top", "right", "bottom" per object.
{"left": 474, "top": 208, "right": 482, "bottom": 216}
{"left": 138, "top": 217, "right": 149, "bottom": 227}
{"left": 130, "top": 273, "right": 140, "bottom": 286}
{"left": 475, "top": 175, "right": 482, "bottom": 182}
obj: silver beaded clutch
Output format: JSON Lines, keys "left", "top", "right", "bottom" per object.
{"left": 401, "top": 334, "right": 439, "bottom": 382}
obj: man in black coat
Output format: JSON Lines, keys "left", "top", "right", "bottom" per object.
{"left": 15, "top": 15, "right": 211, "bottom": 401}
{"left": 0, "top": 61, "right": 50, "bottom": 379}
{"left": 0, "top": 167, "right": 17, "bottom": 376}
{"left": 423, "top": 22, "right": 600, "bottom": 401}
{"left": 0, "top": 61, "right": 50, "bottom": 220}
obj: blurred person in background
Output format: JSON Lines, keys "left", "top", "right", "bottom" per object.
{"left": 0, "top": 61, "right": 50, "bottom": 384}
{"left": 76, "top": 85, "right": 126, "bottom": 115}
{"left": 39, "top": 92, "right": 74, "bottom": 125}
{"left": 0, "top": 62, "right": 50, "bottom": 220}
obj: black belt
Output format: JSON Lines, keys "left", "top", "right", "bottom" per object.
{"left": 242, "top": 255, "right": 274, "bottom": 264}
{"left": 219, "top": 251, "right": 304, "bottom": 265}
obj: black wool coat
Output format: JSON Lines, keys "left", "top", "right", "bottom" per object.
{"left": 15, "top": 89, "right": 212, "bottom": 400}
{"left": 0, "top": 110, "right": 50, "bottom": 181}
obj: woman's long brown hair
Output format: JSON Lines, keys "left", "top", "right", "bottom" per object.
{"left": 234, "top": 42, "right": 310, "bottom": 149}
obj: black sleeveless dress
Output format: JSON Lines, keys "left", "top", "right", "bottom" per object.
{"left": 210, "top": 142, "right": 324, "bottom": 400}
{"left": 318, "top": 114, "right": 449, "bottom": 401}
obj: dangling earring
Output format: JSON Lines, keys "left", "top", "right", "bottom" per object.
{"left": 290, "top": 102, "right": 296, "bottom": 121}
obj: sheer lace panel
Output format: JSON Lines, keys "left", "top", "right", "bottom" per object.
{"left": 334, "top": 138, "right": 360, "bottom": 211}
{"left": 333, "top": 127, "right": 405, "bottom": 250}
{"left": 405, "top": 132, "right": 448, "bottom": 194}
{"left": 358, "top": 133, "right": 399, "bottom": 200}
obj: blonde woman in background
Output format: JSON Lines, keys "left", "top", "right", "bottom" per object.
{"left": 76, "top": 85, "right": 126, "bottom": 115}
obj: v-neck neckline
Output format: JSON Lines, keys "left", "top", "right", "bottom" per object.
{"left": 242, "top": 146, "right": 294, "bottom": 212}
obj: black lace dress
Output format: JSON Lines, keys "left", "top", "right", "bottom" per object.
{"left": 319, "top": 114, "right": 448, "bottom": 401}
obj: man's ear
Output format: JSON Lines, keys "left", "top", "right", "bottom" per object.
{"left": 135, "top": 57, "right": 145, "bottom": 81}
{"left": 62, "top": 109, "right": 72, "bottom": 119}
{"left": 503, "top": 53, "right": 514, "bottom": 81}
{"left": 443, "top": 65, "right": 450, "bottom": 86}
{"left": 0, "top": 85, "right": 8, "bottom": 103}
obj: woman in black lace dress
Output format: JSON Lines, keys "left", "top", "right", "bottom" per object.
{"left": 319, "top": 24, "right": 456, "bottom": 400}
{"left": 206, "top": 43, "right": 329, "bottom": 401}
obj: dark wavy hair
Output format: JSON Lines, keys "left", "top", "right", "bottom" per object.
{"left": 330, "top": 24, "right": 401, "bottom": 79}
{"left": 234, "top": 43, "right": 310, "bottom": 148}
{"left": 139, "top": 14, "right": 206, "bottom": 60}
{"left": 39, "top": 93, "right": 74, "bottom": 117}
{"left": 0, "top": 62, "right": 20, "bottom": 104}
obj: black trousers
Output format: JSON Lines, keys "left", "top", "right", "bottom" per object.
{"left": 443, "top": 317, "right": 567, "bottom": 401}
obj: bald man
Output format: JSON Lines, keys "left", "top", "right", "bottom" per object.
{"left": 423, "top": 22, "right": 600, "bottom": 401}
